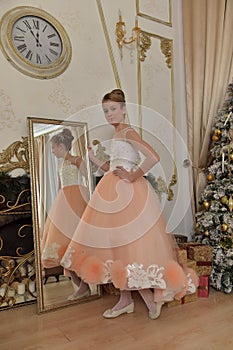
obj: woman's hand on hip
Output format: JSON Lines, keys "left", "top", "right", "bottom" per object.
{"left": 113, "top": 166, "right": 136, "bottom": 182}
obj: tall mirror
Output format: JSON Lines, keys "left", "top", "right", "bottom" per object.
{"left": 27, "top": 117, "right": 101, "bottom": 313}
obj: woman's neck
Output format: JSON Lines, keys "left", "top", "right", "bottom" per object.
{"left": 114, "top": 123, "right": 129, "bottom": 133}
{"left": 64, "top": 152, "right": 72, "bottom": 161}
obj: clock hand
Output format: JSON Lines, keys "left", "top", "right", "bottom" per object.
{"left": 29, "top": 28, "right": 37, "bottom": 40}
{"left": 29, "top": 29, "right": 42, "bottom": 47}
{"left": 36, "top": 32, "right": 42, "bottom": 47}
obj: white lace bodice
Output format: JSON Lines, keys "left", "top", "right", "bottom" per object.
{"left": 59, "top": 160, "right": 83, "bottom": 188}
{"left": 110, "top": 129, "right": 140, "bottom": 171}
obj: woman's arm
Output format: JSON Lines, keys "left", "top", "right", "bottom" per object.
{"left": 74, "top": 155, "right": 88, "bottom": 178}
{"left": 57, "top": 174, "right": 61, "bottom": 190}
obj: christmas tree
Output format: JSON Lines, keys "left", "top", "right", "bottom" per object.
{"left": 194, "top": 82, "right": 233, "bottom": 293}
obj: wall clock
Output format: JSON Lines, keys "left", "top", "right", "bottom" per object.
{"left": 0, "top": 6, "right": 72, "bottom": 79}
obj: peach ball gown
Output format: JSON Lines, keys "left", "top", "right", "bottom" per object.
{"left": 61, "top": 128, "right": 198, "bottom": 302}
{"left": 41, "top": 160, "right": 89, "bottom": 269}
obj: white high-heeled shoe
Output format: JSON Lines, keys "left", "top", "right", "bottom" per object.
{"left": 103, "top": 301, "right": 134, "bottom": 318}
{"left": 148, "top": 301, "right": 164, "bottom": 320}
{"left": 67, "top": 289, "right": 90, "bottom": 301}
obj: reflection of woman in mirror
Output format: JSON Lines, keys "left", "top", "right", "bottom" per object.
{"left": 61, "top": 89, "right": 199, "bottom": 319}
{"left": 41, "top": 128, "right": 90, "bottom": 300}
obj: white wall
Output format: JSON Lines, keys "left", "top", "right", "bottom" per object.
{"left": 0, "top": 0, "right": 194, "bottom": 237}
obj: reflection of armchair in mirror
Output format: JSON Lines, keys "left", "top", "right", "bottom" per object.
{"left": 27, "top": 117, "right": 101, "bottom": 313}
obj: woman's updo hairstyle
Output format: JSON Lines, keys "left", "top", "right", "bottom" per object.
{"left": 51, "top": 128, "right": 74, "bottom": 151}
{"left": 102, "top": 89, "right": 125, "bottom": 107}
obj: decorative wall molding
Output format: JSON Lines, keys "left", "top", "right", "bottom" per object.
{"left": 0, "top": 90, "right": 22, "bottom": 132}
{"left": 136, "top": 0, "right": 172, "bottom": 27}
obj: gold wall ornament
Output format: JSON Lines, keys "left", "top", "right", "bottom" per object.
{"left": 167, "top": 172, "right": 177, "bottom": 201}
{"left": 90, "top": 140, "right": 110, "bottom": 174}
{"left": 160, "top": 38, "right": 172, "bottom": 69}
{"left": 138, "top": 31, "right": 152, "bottom": 62}
{"left": 146, "top": 173, "right": 168, "bottom": 202}
{"left": 0, "top": 137, "right": 29, "bottom": 174}
{"left": 115, "top": 10, "right": 151, "bottom": 61}
{"left": 156, "top": 176, "right": 168, "bottom": 201}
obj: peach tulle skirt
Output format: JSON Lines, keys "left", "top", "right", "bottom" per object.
{"left": 41, "top": 184, "right": 88, "bottom": 268}
{"left": 61, "top": 173, "right": 199, "bottom": 301}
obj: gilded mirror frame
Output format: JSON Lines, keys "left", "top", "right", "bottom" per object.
{"left": 27, "top": 116, "right": 101, "bottom": 313}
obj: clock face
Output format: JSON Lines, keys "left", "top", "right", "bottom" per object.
{"left": 0, "top": 6, "right": 72, "bottom": 79}
{"left": 11, "top": 16, "right": 63, "bottom": 67}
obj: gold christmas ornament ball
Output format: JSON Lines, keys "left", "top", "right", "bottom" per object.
{"left": 214, "top": 129, "right": 221, "bottom": 136}
{"left": 229, "top": 153, "right": 233, "bottom": 161}
{"left": 212, "top": 135, "right": 219, "bottom": 142}
{"left": 204, "top": 230, "right": 209, "bottom": 236}
{"left": 221, "top": 196, "right": 228, "bottom": 204}
{"left": 221, "top": 223, "right": 228, "bottom": 231}
{"left": 203, "top": 201, "right": 210, "bottom": 209}
{"left": 207, "top": 173, "right": 214, "bottom": 181}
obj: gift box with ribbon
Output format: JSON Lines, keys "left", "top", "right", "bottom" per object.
{"left": 185, "top": 259, "right": 197, "bottom": 270}
{"left": 181, "top": 243, "right": 213, "bottom": 276}
{"left": 198, "top": 275, "right": 209, "bottom": 298}
{"left": 176, "top": 248, "right": 188, "bottom": 265}
{"left": 166, "top": 291, "right": 198, "bottom": 307}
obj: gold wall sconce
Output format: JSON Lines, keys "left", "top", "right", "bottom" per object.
{"left": 115, "top": 10, "right": 151, "bottom": 61}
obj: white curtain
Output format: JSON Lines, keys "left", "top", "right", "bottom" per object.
{"left": 182, "top": 0, "right": 233, "bottom": 212}
{"left": 35, "top": 134, "right": 58, "bottom": 235}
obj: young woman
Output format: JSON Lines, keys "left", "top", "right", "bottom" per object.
{"left": 41, "top": 128, "right": 90, "bottom": 300}
{"left": 61, "top": 90, "right": 199, "bottom": 318}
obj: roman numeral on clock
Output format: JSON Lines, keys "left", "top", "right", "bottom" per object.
{"left": 45, "top": 54, "right": 52, "bottom": 63}
{"left": 47, "top": 33, "right": 56, "bottom": 39}
{"left": 23, "top": 20, "right": 32, "bottom": 30}
{"left": 33, "top": 19, "right": 39, "bottom": 30}
{"left": 17, "top": 43, "right": 27, "bottom": 53}
{"left": 36, "top": 54, "right": 42, "bottom": 64}
{"left": 50, "top": 42, "right": 60, "bottom": 47}
{"left": 25, "top": 50, "right": 33, "bottom": 60}
{"left": 16, "top": 26, "right": 26, "bottom": 34}
{"left": 49, "top": 48, "right": 58, "bottom": 56}
{"left": 13, "top": 36, "right": 25, "bottom": 42}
